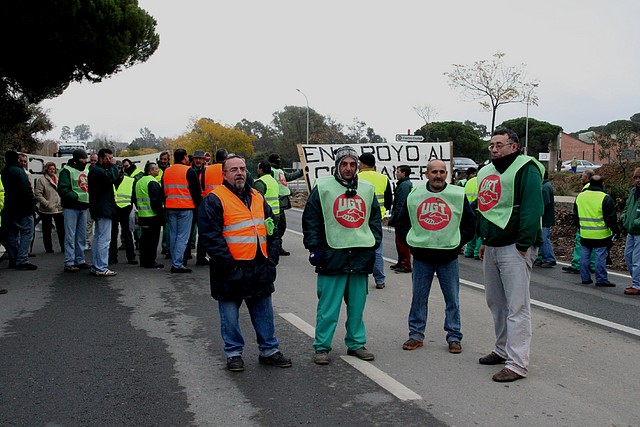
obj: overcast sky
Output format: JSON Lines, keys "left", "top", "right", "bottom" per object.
{"left": 41, "top": 0, "right": 640, "bottom": 144}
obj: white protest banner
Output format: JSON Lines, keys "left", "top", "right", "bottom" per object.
{"left": 297, "top": 142, "right": 453, "bottom": 191}
{"left": 20, "top": 152, "right": 162, "bottom": 186}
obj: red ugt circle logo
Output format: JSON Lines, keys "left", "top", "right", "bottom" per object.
{"left": 333, "top": 194, "right": 366, "bottom": 228}
{"left": 78, "top": 173, "right": 89, "bottom": 192}
{"left": 417, "top": 197, "right": 452, "bottom": 231}
{"left": 477, "top": 175, "right": 501, "bottom": 211}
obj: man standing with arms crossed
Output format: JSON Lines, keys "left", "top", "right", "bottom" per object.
{"left": 303, "top": 146, "right": 382, "bottom": 365}
{"left": 396, "top": 160, "right": 475, "bottom": 353}
{"left": 477, "top": 128, "right": 544, "bottom": 382}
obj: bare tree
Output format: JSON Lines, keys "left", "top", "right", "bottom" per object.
{"left": 413, "top": 104, "right": 438, "bottom": 125}
{"left": 444, "top": 52, "right": 539, "bottom": 134}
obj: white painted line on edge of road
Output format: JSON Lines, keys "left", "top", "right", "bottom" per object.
{"left": 279, "top": 313, "right": 422, "bottom": 402}
{"left": 460, "top": 278, "right": 640, "bottom": 338}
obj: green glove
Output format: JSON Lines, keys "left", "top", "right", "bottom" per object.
{"left": 265, "top": 217, "right": 275, "bottom": 236}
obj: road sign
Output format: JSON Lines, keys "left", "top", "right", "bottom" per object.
{"left": 395, "top": 134, "right": 424, "bottom": 142}
{"left": 204, "top": 151, "right": 211, "bottom": 163}
{"left": 538, "top": 152, "right": 550, "bottom": 161}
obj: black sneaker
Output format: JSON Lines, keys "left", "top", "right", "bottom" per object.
{"left": 171, "top": 266, "right": 192, "bottom": 273}
{"left": 562, "top": 266, "right": 580, "bottom": 274}
{"left": 227, "top": 356, "right": 244, "bottom": 372}
{"left": 143, "top": 263, "right": 164, "bottom": 269}
{"left": 15, "top": 263, "right": 37, "bottom": 270}
{"left": 127, "top": 259, "right": 138, "bottom": 265}
{"left": 279, "top": 249, "right": 291, "bottom": 256}
{"left": 540, "top": 262, "right": 556, "bottom": 268}
{"left": 258, "top": 351, "right": 292, "bottom": 368}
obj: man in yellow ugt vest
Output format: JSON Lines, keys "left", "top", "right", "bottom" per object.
{"left": 358, "top": 152, "right": 392, "bottom": 289}
{"left": 198, "top": 155, "right": 291, "bottom": 372}
{"left": 254, "top": 161, "right": 281, "bottom": 220}
{"left": 108, "top": 161, "right": 137, "bottom": 265}
{"left": 562, "top": 169, "right": 596, "bottom": 273}
{"left": 133, "top": 162, "right": 165, "bottom": 269}
{"left": 574, "top": 175, "right": 619, "bottom": 287}
{"left": 395, "top": 159, "right": 475, "bottom": 354}
{"left": 476, "top": 128, "right": 543, "bottom": 383}
{"left": 302, "top": 146, "right": 382, "bottom": 365}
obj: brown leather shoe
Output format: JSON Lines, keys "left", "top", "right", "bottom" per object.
{"left": 448, "top": 341, "right": 462, "bottom": 354}
{"left": 402, "top": 338, "right": 424, "bottom": 350}
{"left": 478, "top": 351, "right": 506, "bottom": 365}
{"left": 492, "top": 368, "right": 524, "bottom": 382}
{"left": 624, "top": 287, "right": 640, "bottom": 295}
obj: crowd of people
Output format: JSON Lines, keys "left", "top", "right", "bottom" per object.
{"left": 1, "top": 126, "right": 639, "bottom": 378}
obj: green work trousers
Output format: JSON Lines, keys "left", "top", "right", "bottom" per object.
{"left": 314, "top": 273, "right": 368, "bottom": 352}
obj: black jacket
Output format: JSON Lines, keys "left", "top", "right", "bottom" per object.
{"left": 198, "top": 181, "right": 280, "bottom": 301}
{"left": 302, "top": 178, "right": 382, "bottom": 275}
{"left": 396, "top": 182, "right": 475, "bottom": 265}
{"left": 1, "top": 157, "right": 35, "bottom": 220}
{"left": 88, "top": 162, "right": 119, "bottom": 219}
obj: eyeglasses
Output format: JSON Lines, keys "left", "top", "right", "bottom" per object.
{"left": 488, "top": 142, "right": 514, "bottom": 151}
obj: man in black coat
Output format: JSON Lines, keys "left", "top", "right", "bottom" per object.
{"left": 198, "top": 155, "right": 291, "bottom": 372}
{"left": 1, "top": 150, "right": 37, "bottom": 270}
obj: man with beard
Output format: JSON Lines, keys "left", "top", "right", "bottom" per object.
{"left": 198, "top": 155, "right": 291, "bottom": 372}
{"left": 477, "top": 128, "right": 544, "bottom": 382}
{"left": 302, "top": 146, "right": 382, "bottom": 365}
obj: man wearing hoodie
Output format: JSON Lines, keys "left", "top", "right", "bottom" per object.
{"left": 58, "top": 149, "right": 91, "bottom": 272}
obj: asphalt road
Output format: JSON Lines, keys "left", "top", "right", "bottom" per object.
{"left": 1, "top": 213, "right": 639, "bottom": 426}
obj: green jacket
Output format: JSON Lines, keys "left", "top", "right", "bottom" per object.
{"left": 477, "top": 155, "right": 543, "bottom": 251}
{"left": 622, "top": 186, "right": 640, "bottom": 235}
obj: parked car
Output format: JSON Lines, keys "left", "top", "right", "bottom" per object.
{"left": 560, "top": 160, "right": 601, "bottom": 173}
{"left": 452, "top": 157, "right": 478, "bottom": 177}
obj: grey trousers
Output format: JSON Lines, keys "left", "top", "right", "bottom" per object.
{"left": 483, "top": 244, "right": 537, "bottom": 377}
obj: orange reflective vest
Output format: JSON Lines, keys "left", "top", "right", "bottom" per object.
{"left": 203, "top": 163, "right": 223, "bottom": 196}
{"left": 213, "top": 185, "right": 268, "bottom": 260}
{"left": 163, "top": 164, "right": 195, "bottom": 209}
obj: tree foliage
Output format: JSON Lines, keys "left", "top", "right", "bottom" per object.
{"left": 444, "top": 52, "right": 539, "bottom": 134}
{"left": 128, "top": 127, "right": 160, "bottom": 150}
{"left": 415, "top": 121, "right": 485, "bottom": 161}
{"left": 413, "top": 104, "right": 438, "bottom": 125}
{"left": 0, "top": 104, "right": 53, "bottom": 157}
{"left": 497, "top": 117, "right": 562, "bottom": 158}
{"left": 630, "top": 113, "right": 640, "bottom": 123}
{"left": 171, "top": 118, "right": 255, "bottom": 159}
{"left": 0, "top": 0, "right": 159, "bottom": 147}
{"left": 595, "top": 120, "right": 640, "bottom": 172}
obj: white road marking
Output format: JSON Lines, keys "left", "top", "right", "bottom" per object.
{"left": 279, "top": 313, "right": 422, "bottom": 401}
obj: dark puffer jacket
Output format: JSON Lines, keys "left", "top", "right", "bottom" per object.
{"left": 302, "top": 180, "right": 382, "bottom": 275}
{"left": 198, "top": 181, "right": 281, "bottom": 301}
{"left": 0, "top": 152, "right": 35, "bottom": 220}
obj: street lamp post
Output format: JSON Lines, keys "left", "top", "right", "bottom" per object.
{"left": 296, "top": 89, "right": 309, "bottom": 144}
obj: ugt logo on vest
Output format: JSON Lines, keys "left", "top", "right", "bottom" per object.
{"left": 333, "top": 194, "right": 366, "bottom": 228}
{"left": 478, "top": 175, "right": 501, "bottom": 211}
{"left": 417, "top": 197, "right": 451, "bottom": 230}
{"left": 78, "top": 173, "right": 89, "bottom": 192}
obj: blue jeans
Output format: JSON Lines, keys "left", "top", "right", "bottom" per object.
{"left": 64, "top": 208, "right": 87, "bottom": 267}
{"left": 624, "top": 233, "right": 640, "bottom": 290}
{"left": 408, "top": 258, "right": 462, "bottom": 343}
{"left": 6, "top": 215, "right": 34, "bottom": 265}
{"left": 580, "top": 244, "right": 608, "bottom": 283}
{"left": 167, "top": 209, "right": 192, "bottom": 269}
{"left": 91, "top": 217, "right": 112, "bottom": 272}
{"left": 373, "top": 242, "right": 385, "bottom": 285}
{"left": 218, "top": 295, "right": 279, "bottom": 358}
{"left": 540, "top": 227, "right": 556, "bottom": 263}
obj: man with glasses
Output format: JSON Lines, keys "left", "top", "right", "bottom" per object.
{"left": 198, "top": 155, "right": 291, "bottom": 372}
{"left": 476, "top": 128, "right": 544, "bottom": 382}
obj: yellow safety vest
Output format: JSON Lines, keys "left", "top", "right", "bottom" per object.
{"left": 135, "top": 176, "right": 158, "bottom": 218}
{"left": 575, "top": 190, "right": 613, "bottom": 239}
{"left": 358, "top": 169, "right": 389, "bottom": 217}
{"left": 257, "top": 174, "right": 281, "bottom": 216}
{"left": 464, "top": 176, "right": 478, "bottom": 203}
{"left": 114, "top": 176, "right": 134, "bottom": 208}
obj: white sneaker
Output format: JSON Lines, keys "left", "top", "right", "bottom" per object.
{"left": 92, "top": 269, "right": 117, "bottom": 276}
